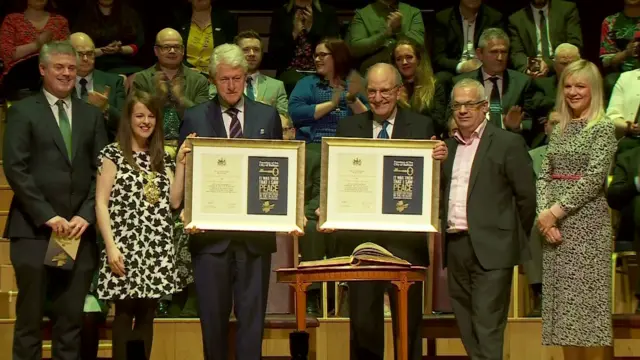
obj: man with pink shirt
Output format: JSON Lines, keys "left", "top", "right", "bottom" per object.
{"left": 441, "top": 78, "right": 536, "bottom": 359}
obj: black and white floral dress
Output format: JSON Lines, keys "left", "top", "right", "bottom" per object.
{"left": 97, "top": 143, "right": 177, "bottom": 300}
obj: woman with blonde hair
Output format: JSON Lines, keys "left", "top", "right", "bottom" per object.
{"left": 391, "top": 38, "right": 446, "bottom": 137}
{"left": 536, "top": 60, "right": 616, "bottom": 360}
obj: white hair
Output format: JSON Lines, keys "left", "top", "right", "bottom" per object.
{"left": 39, "top": 40, "right": 78, "bottom": 65}
{"left": 365, "top": 63, "right": 403, "bottom": 87}
{"left": 208, "top": 44, "right": 248, "bottom": 78}
{"left": 478, "top": 28, "right": 510, "bottom": 49}
{"left": 554, "top": 43, "right": 580, "bottom": 58}
{"left": 450, "top": 78, "right": 486, "bottom": 102}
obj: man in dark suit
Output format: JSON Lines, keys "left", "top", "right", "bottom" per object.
{"left": 508, "top": 0, "right": 582, "bottom": 77}
{"left": 607, "top": 146, "right": 640, "bottom": 312}
{"left": 178, "top": 43, "right": 283, "bottom": 360}
{"left": 433, "top": 0, "right": 504, "bottom": 95}
{"left": 329, "top": 63, "right": 448, "bottom": 360}
{"left": 441, "top": 78, "right": 536, "bottom": 360}
{"left": 453, "top": 28, "right": 537, "bottom": 145}
{"left": 70, "top": 32, "right": 126, "bottom": 142}
{"left": 2, "top": 40, "right": 108, "bottom": 360}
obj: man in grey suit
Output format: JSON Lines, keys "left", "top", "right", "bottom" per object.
{"left": 3, "top": 41, "right": 108, "bottom": 360}
{"left": 441, "top": 78, "right": 536, "bottom": 360}
{"left": 178, "top": 44, "right": 283, "bottom": 360}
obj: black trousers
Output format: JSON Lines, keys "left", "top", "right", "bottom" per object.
{"left": 11, "top": 238, "right": 97, "bottom": 360}
{"left": 447, "top": 234, "right": 513, "bottom": 360}
{"left": 112, "top": 298, "right": 158, "bottom": 360}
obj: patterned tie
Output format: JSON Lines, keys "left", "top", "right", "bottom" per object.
{"left": 56, "top": 100, "right": 72, "bottom": 159}
{"left": 377, "top": 120, "right": 390, "bottom": 139}
{"left": 246, "top": 77, "right": 255, "bottom": 101}
{"left": 539, "top": 10, "right": 550, "bottom": 59}
{"left": 488, "top": 77, "right": 503, "bottom": 128}
{"left": 79, "top": 78, "right": 88, "bottom": 101}
{"left": 226, "top": 108, "right": 243, "bottom": 138}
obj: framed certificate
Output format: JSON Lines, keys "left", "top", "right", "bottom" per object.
{"left": 318, "top": 137, "right": 440, "bottom": 232}
{"left": 184, "top": 138, "right": 305, "bottom": 233}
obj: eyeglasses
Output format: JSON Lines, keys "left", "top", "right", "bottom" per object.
{"left": 77, "top": 51, "right": 95, "bottom": 59}
{"left": 366, "top": 86, "right": 398, "bottom": 98}
{"left": 450, "top": 100, "right": 486, "bottom": 111}
{"left": 155, "top": 44, "right": 184, "bottom": 53}
{"left": 314, "top": 52, "right": 331, "bottom": 59}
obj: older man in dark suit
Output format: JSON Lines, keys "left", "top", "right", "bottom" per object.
{"left": 178, "top": 43, "right": 283, "bottom": 360}
{"left": 331, "top": 63, "right": 447, "bottom": 360}
{"left": 453, "top": 28, "right": 537, "bottom": 145}
{"left": 3, "top": 40, "right": 108, "bottom": 360}
{"left": 441, "top": 78, "right": 536, "bottom": 360}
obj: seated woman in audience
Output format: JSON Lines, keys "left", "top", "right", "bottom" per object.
{"left": 536, "top": 60, "right": 616, "bottom": 360}
{"left": 72, "top": 0, "right": 144, "bottom": 75}
{"left": 288, "top": 38, "right": 367, "bottom": 314}
{"left": 175, "top": 0, "right": 237, "bottom": 76}
{"left": 0, "top": 0, "right": 69, "bottom": 99}
{"left": 391, "top": 38, "right": 447, "bottom": 137}
{"left": 95, "top": 91, "right": 191, "bottom": 360}
{"left": 269, "top": 0, "right": 341, "bottom": 95}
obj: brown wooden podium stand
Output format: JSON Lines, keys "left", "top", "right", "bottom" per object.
{"left": 276, "top": 265, "right": 426, "bottom": 360}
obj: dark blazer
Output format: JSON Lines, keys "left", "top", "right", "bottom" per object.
{"left": 452, "top": 68, "right": 537, "bottom": 142}
{"left": 432, "top": 5, "right": 504, "bottom": 73}
{"left": 268, "top": 2, "right": 340, "bottom": 75}
{"left": 92, "top": 69, "right": 126, "bottom": 142}
{"left": 334, "top": 107, "right": 436, "bottom": 266}
{"left": 607, "top": 146, "right": 640, "bottom": 243}
{"left": 178, "top": 96, "right": 283, "bottom": 255}
{"left": 2, "top": 92, "right": 108, "bottom": 240}
{"left": 508, "top": 0, "right": 583, "bottom": 73}
{"left": 531, "top": 74, "right": 557, "bottom": 116}
{"left": 177, "top": 8, "right": 238, "bottom": 69}
{"left": 440, "top": 123, "right": 537, "bottom": 270}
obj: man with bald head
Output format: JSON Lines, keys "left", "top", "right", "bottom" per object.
{"left": 70, "top": 32, "right": 126, "bottom": 142}
{"left": 333, "top": 62, "right": 447, "bottom": 360}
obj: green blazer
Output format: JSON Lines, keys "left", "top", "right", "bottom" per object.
{"left": 132, "top": 64, "right": 210, "bottom": 118}
{"left": 92, "top": 69, "right": 126, "bottom": 142}
{"left": 531, "top": 74, "right": 557, "bottom": 119}
{"left": 347, "top": 1, "right": 425, "bottom": 73}
{"left": 508, "top": 0, "right": 583, "bottom": 73}
{"left": 210, "top": 73, "right": 289, "bottom": 117}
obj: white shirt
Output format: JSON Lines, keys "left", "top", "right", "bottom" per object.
{"left": 531, "top": 4, "right": 553, "bottom": 57}
{"left": 372, "top": 108, "right": 397, "bottom": 138}
{"left": 75, "top": 72, "right": 94, "bottom": 98}
{"left": 461, "top": 9, "right": 477, "bottom": 60}
{"left": 43, "top": 88, "right": 73, "bottom": 128}
{"left": 245, "top": 72, "right": 259, "bottom": 99}
{"left": 220, "top": 97, "right": 245, "bottom": 137}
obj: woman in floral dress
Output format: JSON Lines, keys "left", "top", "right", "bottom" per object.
{"left": 536, "top": 60, "right": 617, "bottom": 360}
{"left": 95, "top": 91, "right": 191, "bottom": 359}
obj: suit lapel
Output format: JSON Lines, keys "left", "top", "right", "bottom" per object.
{"left": 548, "top": 1, "right": 561, "bottom": 48}
{"left": 451, "top": 8, "right": 464, "bottom": 46}
{"left": 92, "top": 70, "right": 105, "bottom": 93}
{"left": 467, "top": 124, "right": 494, "bottom": 198}
{"left": 524, "top": 7, "right": 537, "bottom": 55}
{"left": 256, "top": 74, "right": 268, "bottom": 103}
{"left": 501, "top": 70, "right": 514, "bottom": 112}
{"left": 210, "top": 97, "right": 227, "bottom": 137}
{"left": 390, "top": 108, "right": 410, "bottom": 139}
{"left": 243, "top": 97, "right": 258, "bottom": 138}
{"left": 37, "top": 92, "right": 71, "bottom": 164}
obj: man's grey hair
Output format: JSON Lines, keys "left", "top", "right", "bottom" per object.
{"left": 554, "top": 43, "right": 580, "bottom": 58}
{"left": 478, "top": 28, "right": 510, "bottom": 49}
{"left": 209, "top": 44, "right": 248, "bottom": 78}
{"left": 365, "top": 63, "right": 403, "bottom": 87}
{"left": 39, "top": 40, "right": 78, "bottom": 65}
{"left": 450, "top": 78, "right": 486, "bottom": 102}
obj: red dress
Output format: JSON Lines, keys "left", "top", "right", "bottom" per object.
{"left": 0, "top": 12, "right": 70, "bottom": 81}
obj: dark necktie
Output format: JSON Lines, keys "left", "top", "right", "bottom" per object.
{"left": 79, "top": 78, "right": 88, "bottom": 101}
{"left": 488, "top": 77, "right": 503, "bottom": 128}
{"left": 246, "top": 77, "right": 255, "bottom": 101}
{"left": 226, "top": 108, "right": 243, "bottom": 138}
{"left": 539, "top": 10, "right": 550, "bottom": 59}
{"left": 377, "top": 120, "right": 390, "bottom": 139}
{"left": 56, "top": 100, "right": 72, "bottom": 159}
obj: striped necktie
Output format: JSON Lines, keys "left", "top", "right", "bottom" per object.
{"left": 488, "top": 77, "right": 503, "bottom": 128}
{"left": 377, "top": 120, "right": 390, "bottom": 139}
{"left": 56, "top": 100, "right": 72, "bottom": 159}
{"left": 226, "top": 108, "right": 243, "bottom": 138}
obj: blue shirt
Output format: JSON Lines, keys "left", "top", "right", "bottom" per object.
{"left": 288, "top": 75, "right": 368, "bottom": 143}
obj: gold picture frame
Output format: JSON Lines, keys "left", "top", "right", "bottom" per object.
{"left": 184, "top": 137, "right": 306, "bottom": 233}
{"left": 319, "top": 137, "right": 440, "bottom": 232}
